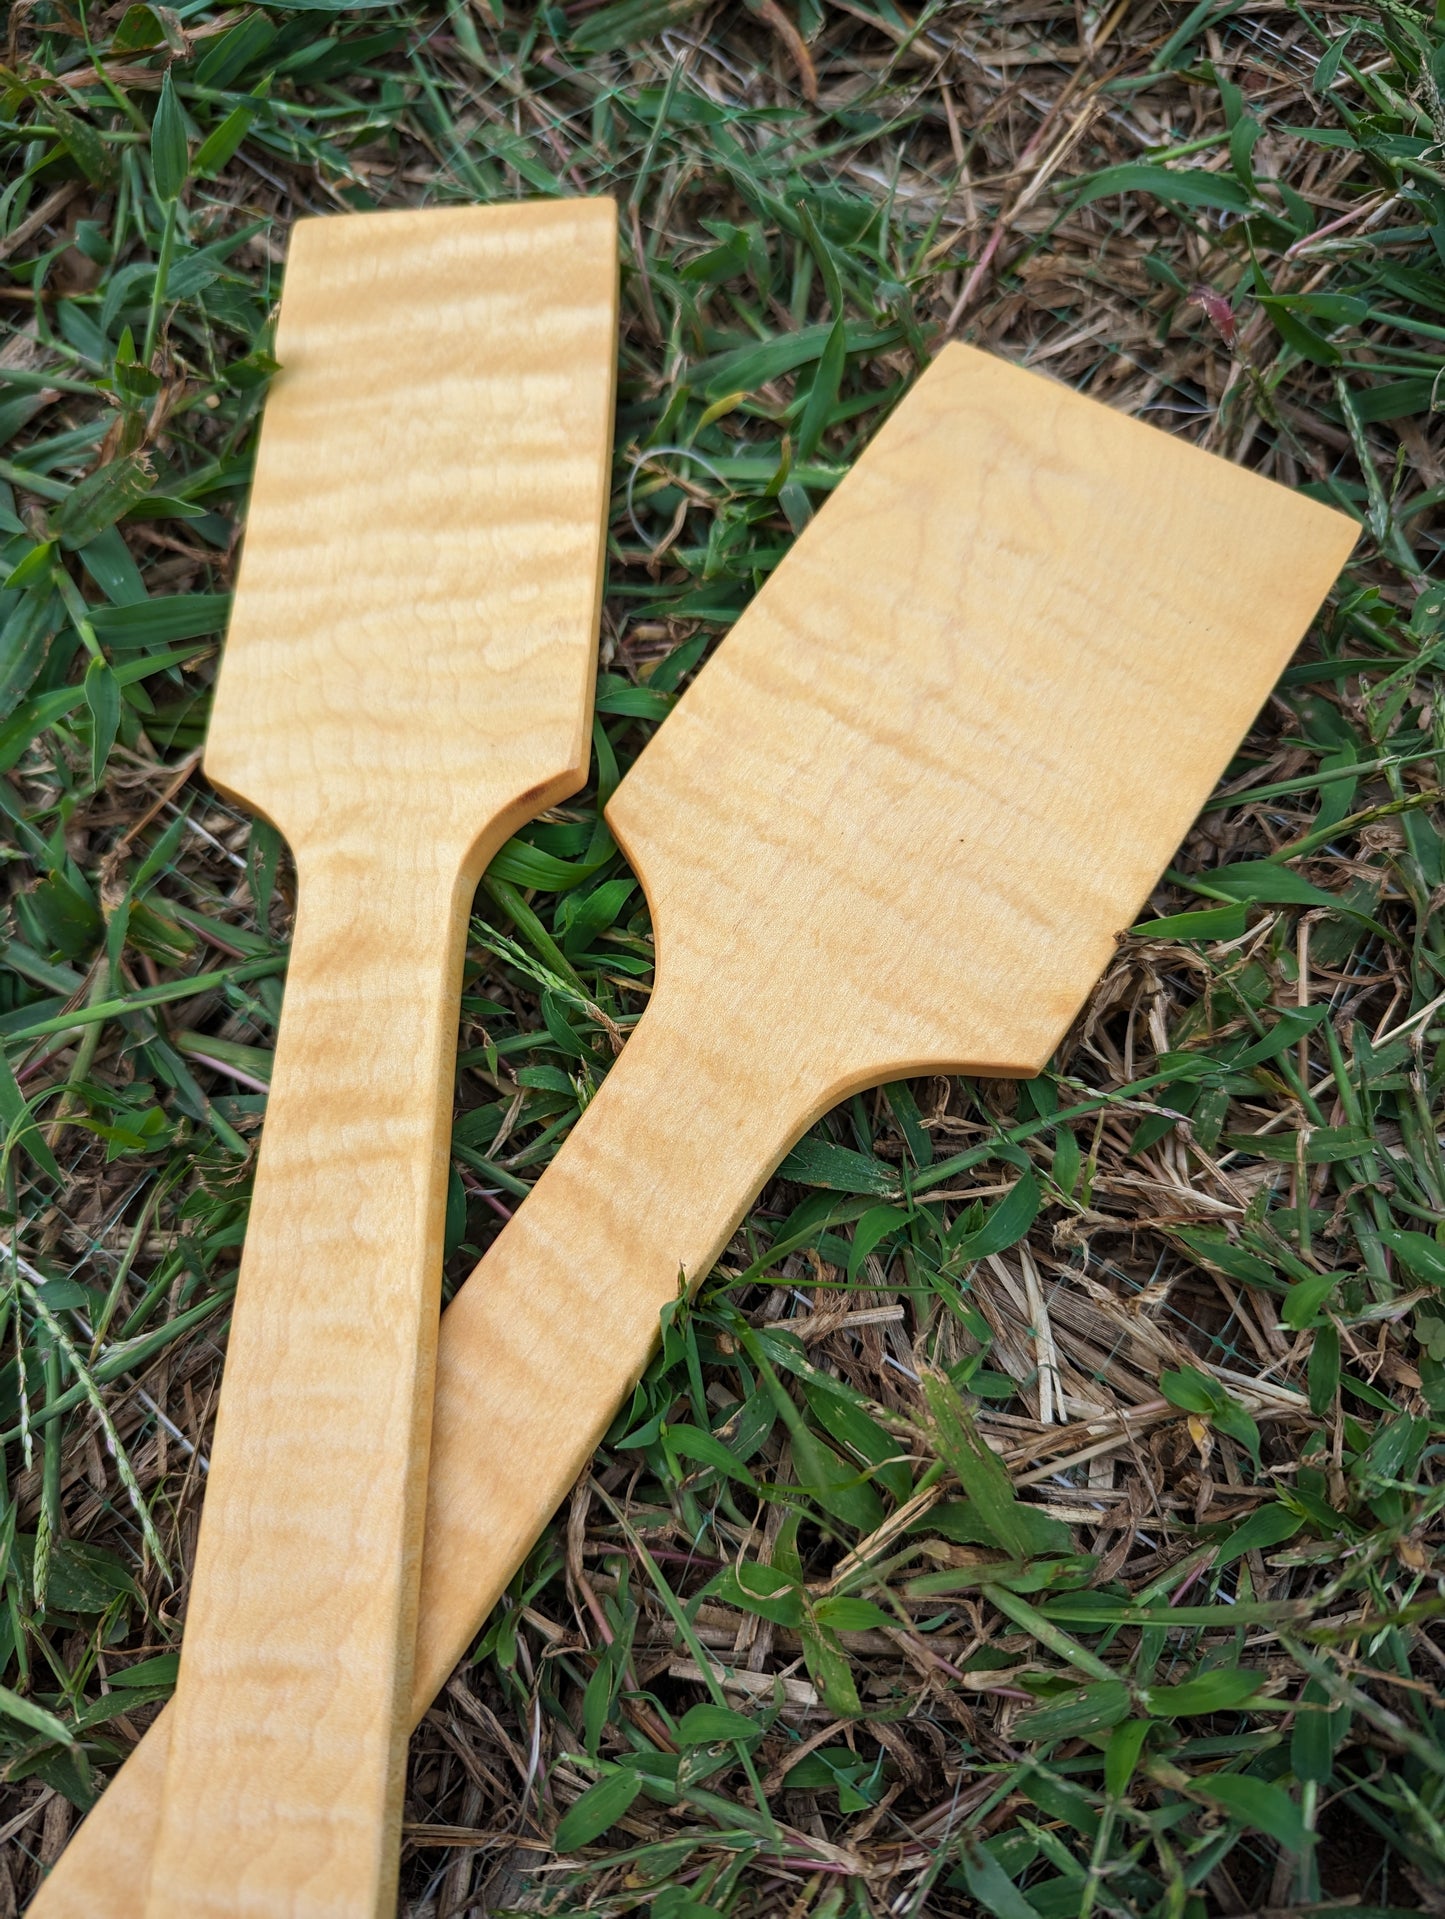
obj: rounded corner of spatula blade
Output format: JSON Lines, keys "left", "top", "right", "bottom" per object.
{"left": 202, "top": 196, "right": 618, "bottom": 851}
{"left": 602, "top": 341, "right": 1359, "bottom": 1094}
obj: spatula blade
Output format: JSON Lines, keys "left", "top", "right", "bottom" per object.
{"left": 607, "top": 343, "right": 1358, "bottom": 1085}
{"left": 206, "top": 198, "right": 617, "bottom": 860}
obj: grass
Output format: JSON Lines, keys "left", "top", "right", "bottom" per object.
{"left": 1, "top": 0, "right": 1444, "bottom": 1912}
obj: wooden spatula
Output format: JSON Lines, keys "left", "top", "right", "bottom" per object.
{"left": 35, "top": 345, "right": 1353, "bottom": 1919}
{"left": 140, "top": 201, "right": 617, "bottom": 1919}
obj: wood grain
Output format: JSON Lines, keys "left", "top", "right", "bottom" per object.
{"left": 142, "top": 200, "right": 617, "bottom": 1919}
{"left": 35, "top": 345, "right": 1353, "bottom": 1919}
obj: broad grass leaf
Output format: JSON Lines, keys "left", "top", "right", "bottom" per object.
{"left": 1144, "top": 1668, "right": 1265, "bottom": 1715}
{"left": 798, "top": 1607, "right": 862, "bottom": 1716}
{"left": 1130, "top": 902, "right": 1247, "bottom": 941}
{"left": 883, "top": 1083, "right": 932, "bottom": 1166}
{"left": 946, "top": 1171, "right": 1039, "bottom": 1261}
{"left": 1230, "top": 112, "right": 1261, "bottom": 188}
{"left": 920, "top": 1370, "right": 1053, "bottom": 1560}
{"left": 0, "top": 1684, "right": 73, "bottom": 1746}
{"left": 1169, "top": 1225, "right": 1276, "bottom": 1287}
{"left": 1072, "top": 162, "right": 1252, "bottom": 211}
{"left": 652, "top": 1896, "right": 717, "bottom": 1919}
{"left": 1291, "top": 1679, "right": 1342, "bottom": 1784}
{"left": 714, "top": 1388, "right": 775, "bottom": 1464}
{"left": 486, "top": 837, "right": 609, "bottom": 894}
{"left": 0, "top": 1044, "right": 63, "bottom": 1182}
{"left": 1362, "top": 1413, "right": 1427, "bottom": 1488}
{"left": 802, "top": 1384, "right": 911, "bottom": 1501}
{"left": 1017, "top": 1766, "right": 1102, "bottom": 1838}
{"left": 986, "top": 1585, "right": 1115, "bottom": 1684}
{"left": 795, "top": 314, "right": 846, "bottom": 465}
{"left": 1194, "top": 1773, "right": 1306, "bottom": 1850}
{"left": 11, "top": 1535, "right": 140, "bottom": 1612}
{"left": 665, "top": 1422, "right": 756, "bottom": 1487}
{"left": 194, "top": 11, "right": 277, "bottom": 85}
{"left": 1016, "top": 1680, "right": 1131, "bottom": 1742}
{"left": 692, "top": 321, "right": 900, "bottom": 399}
{"left": 594, "top": 672, "right": 674, "bottom": 719}
{"left": 1051, "top": 1124, "right": 1081, "bottom": 1197}
{"left": 1379, "top": 1227, "right": 1445, "bottom": 1287}
{"left": 14, "top": 867, "right": 102, "bottom": 961}
{"left": 707, "top": 1560, "right": 802, "bottom": 1627}
{"left": 1281, "top": 1269, "right": 1340, "bottom": 1329}
{"left": 1312, "top": 32, "right": 1354, "bottom": 88}
{"left": 1160, "top": 1365, "right": 1224, "bottom": 1415}
{"left": 927, "top": 1498, "right": 1072, "bottom": 1556}
{"left": 812, "top": 1595, "right": 894, "bottom": 1632}
{"left": 1195, "top": 862, "right": 1343, "bottom": 912}
{"left": 676, "top": 1703, "right": 759, "bottom": 1745}
{"left": 1351, "top": 377, "right": 1435, "bottom": 423}
{"left": 960, "top": 1841, "right": 1045, "bottom": 1919}
{"left": 789, "top": 1425, "right": 884, "bottom": 1532}
{"left": 1259, "top": 297, "right": 1341, "bottom": 365}
{"left": 1105, "top": 1719, "right": 1150, "bottom": 1798}
{"left": 3, "top": 542, "right": 55, "bottom": 591}
{"left": 1162, "top": 1367, "right": 1261, "bottom": 1465}
{"left": 33, "top": 1278, "right": 87, "bottom": 1311}
{"left": 1213, "top": 1396, "right": 1262, "bottom": 1467}
{"left": 582, "top": 1644, "right": 622, "bottom": 1754}
{"left": 570, "top": 0, "right": 707, "bottom": 52}
{"left": 553, "top": 1769, "right": 643, "bottom": 1851}
{"left": 1309, "top": 1324, "right": 1340, "bottom": 1415}
{"left": 70, "top": 1682, "right": 174, "bottom": 1730}
{"left": 83, "top": 657, "right": 120, "bottom": 784}
{"left": 443, "top": 1166, "right": 466, "bottom": 1260}
{"left": 559, "top": 876, "right": 636, "bottom": 956}
{"left": 1223, "top": 1004, "right": 1330, "bottom": 1070}
{"left": 48, "top": 101, "right": 114, "bottom": 186}
{"left": 54, "top": 453, "right": 155, "bottom": 550}
{"left": 847, "top": 1202, "right": 909, "bottom": 1280}
{"left": 681, "top": 227, "right": 750, "bottom": 284}
{"left": 112, "top": 4, "right": 166, "bottom": 52}
{"left": 1222, "top": 1124, "right": 1372, "bottom": 1164}
{"left": 0, "top": 583, "right": 60, "bottom": 721}
{"left": 149, "top": 70, "right": 188, "bottom": 202}
{"left": 777, "top": 1136, "right": 897, "bottom": 1196}
{"left": 77, "top": 525, "right": 145, "bottom": 605}
{"left": 646, "top": 628, "right": 710, "bottom": 692}
{"left": 783, "top": 1746, "right": 875, "bottom": 1801}
{"left": 194, "top": 100, "right": 260, "bottom": 179}
{"left": 1216, "top": 1502, "right": 1303, "bottom": 1567}
{"left": 112, "top": 1651, "right": 179, "bottom": 1688}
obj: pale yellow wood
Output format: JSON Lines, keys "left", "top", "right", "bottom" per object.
{"left": 33, "top": 345, "right": 1353, "bottom": 1919}
{"left": 142, "top": 199, "right": 617, "bottom": 1919}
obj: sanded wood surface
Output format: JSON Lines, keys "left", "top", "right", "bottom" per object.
{"left": 142, "top": 199, "right": 617, "bottom": 1919}
{"left": 36, "top": 345, "right": 1353, "bottom": 1919}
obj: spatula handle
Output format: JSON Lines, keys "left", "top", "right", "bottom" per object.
{"left": 413, "top": 976, "right": 814, "bottom": 1703}
{"left": 33, "top": 977, "right": 814, "bottom": 1919}
{"left": 144, "top": 833, "right": 474, "bottom": 1918}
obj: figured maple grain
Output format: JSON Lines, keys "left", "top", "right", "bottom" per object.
{"left": 35, "top": 345, "right": 1353, "bottom": 1919}
{"left": 141, "top": 199, "right": 617, "bottom": 1919}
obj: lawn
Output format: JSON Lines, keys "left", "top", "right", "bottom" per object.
{"left": 1, "top": 0, "right": 1443, "bottom": 1913}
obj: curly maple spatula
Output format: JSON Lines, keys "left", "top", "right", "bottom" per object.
{"left": 140, "top": 200, "right": 616, "bottom": 1919}
{"left": 35, "top": 345, "right": 1353, "bottom": 1919}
